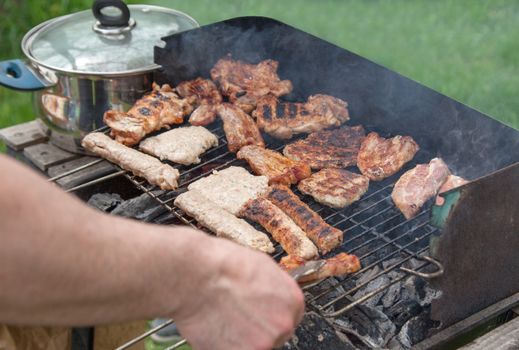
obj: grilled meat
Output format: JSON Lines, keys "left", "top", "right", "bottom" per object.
{"left": 174, "top": 190, "right": 274, "bottom": 254}
{"left": 104, "top": 83, "right": 194, "bottom": 146}
{"left": 217, "top": 103, "right": 265, "bottom": 152}
{"left": 279, "top": 253, "right": 361, "bottom": 283}
{"left": 357, "top": 132, "right": 419, "bottom": 181}
{"left": 210, "top": 56, "right": 293, "bottom": 113}
{"left": 435, "top": 175, "right": 469, "bottom": 206}
{"left": 298, "top": 168, "right": 369, "bottom": 208}
{"left": 187, "top": 166, "right": 269, "bottom": 215}
{"left": 266, "top": 185, "right": 343, "bottom": 254}
{"left": 391, "top": 158, "right": 451, "bottom": 219}
{"left": 254, "top": 94, "right": 350, "bottom": 139}
{"left": 237, "top": 145, "right": 311, "bottom": 186}
{"left": 240, "top": 198, "right": 318, "bottom": 259}
{"left": 188, "top": 104, "right": 218, "bottom": 126}
{"left": 139, "top": 126, "right": 218, "bottom": 165}
{"left": 81, "top": 132, "right": 179, "bottom": 190}
{"left": 176, "top": 78, "right": 222, "bottom": 126}
{"left": 283, "top": 125, "right": 365, "bottom": 169}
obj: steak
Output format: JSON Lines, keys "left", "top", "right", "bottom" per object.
{"left": 283, "top": 125, "right": 365, "bottom": 169}
{"left": 237, "top": 145, "right": 311, "bottom": 186}
{"left": 297, "top": 168, "right": 370, "bottom": 209}
{"left": 391, "top": 158, "right": 451, "bottom": 219}
{"left": 254, "top": 94, "right": 350, "bottom": 139}
{"left": 357, "top": 132, "right": 419, "bottom": 181}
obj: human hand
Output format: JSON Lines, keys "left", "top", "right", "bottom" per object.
{"left": 173, "top": 237, "right": 304, "bottom": 350}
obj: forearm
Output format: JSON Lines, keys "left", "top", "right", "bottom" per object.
{"left": 0, "top": 155, "right": 220, "bottom": 326}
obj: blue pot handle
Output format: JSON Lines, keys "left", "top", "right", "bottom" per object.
{"left": 0, "top": 59, "right": 48, "bottom": 91}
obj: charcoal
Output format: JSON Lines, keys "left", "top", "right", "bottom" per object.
{"left": 385, "top": 298, "right": 423, "bottom": 329}
{"left": 282, "top": 312, "right": 356, "bottom": 350}
{"left": 356, "top": 266, "right": 381, "bottom": 285}
{"left": 387, "top": 336, "right": 407, "bottom": 350}
{"left": 334, "top": 304, "right": 396, "bottom": 348}
{"left": 396, "top": 308, "right": 436, "bottom": 347}
{"left": 382, "top": 256, "right": 406, "bottom": 270}
{"left": 87, "top": 193, "right": 122, "bottom": 212}
{"left": 306, "top": 278, "right": 346, "bottom": 310}
{"left": 381, "top": 281, "right": 402, "bottom": 309}
{"left": 111, "top": 191, "right": 168, "bottom": 222}
{"left": 401, "top": 276, "right": 441, "bottom": 306}
{"left": 353, "top": 273, "right": 390, "bottom": 308}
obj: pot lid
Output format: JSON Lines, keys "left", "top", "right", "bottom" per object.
{"left": 22, "top": 2, "right": 198, "bottom": 75}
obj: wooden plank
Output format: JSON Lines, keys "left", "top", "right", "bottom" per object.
{"left": 23, "top": 143, "right": 79, "bottom": 171}
{"left": 94, "top": 321, "right": 146, "bottom": 350}
{"left": 0, "top": 120, "right": 47, "bottom": 151}
{"left": 460, "top": 316, "right": 519, "bottom": 350}
{"left": 48, "top": 156, "right": 116, "bottom": 190}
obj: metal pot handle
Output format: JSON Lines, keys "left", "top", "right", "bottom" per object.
{"left": 0, "top": 59, "right": 48, "bottom": 91}
{"left": 92, "top": 0, "right": 131, "bottom": 27}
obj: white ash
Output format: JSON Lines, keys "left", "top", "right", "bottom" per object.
{"left": 335, "top": 304, "right": 396, "bottom": 348}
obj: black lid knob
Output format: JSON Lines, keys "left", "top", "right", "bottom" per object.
{"left": 92, "top": 0, "right": 130, "bottom": 27}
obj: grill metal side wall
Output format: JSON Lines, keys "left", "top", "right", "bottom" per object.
{"left": 155, "top": 16, "right": 519, "bottom": 179}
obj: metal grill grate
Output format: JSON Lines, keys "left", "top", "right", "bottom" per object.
{"left": 51, "top": 121, "right": 444, "bottom": 349}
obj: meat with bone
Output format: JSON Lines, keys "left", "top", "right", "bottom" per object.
{"left": 391, "top": 157, "right": 451, "bottom": 219}
{"left": 139, "top": 126, "right": 218, "bottom": 165}
{"left": 237, "top": 145, "right": 311, "bottom": 186}
{"left": 240, "top": 198, "right": 318, "bottom": 260}
{"left": 217, "top": 103, "right": 265, "bottom": 152}
{"left": 253, "top": 94, "right": 350, "bottom": 139}
{"left": 298, "top": 168, "right": 370, "bottom": 209}
{"left": 283, "top": 125, "right": 365, "bottom": 169}
{"left": 435, "top": 175, "right": 469, "bottom": 206}
{"left": 187, "top": 166, "right": 269, "bottom": 215}
{"left": 81, "top": 132, "right": 179, "bottom": 190}
{"left": 174, "top": 190, "right": 274, "bottom": 254}
{"left": 104, "top": 83, "right": 194, "bottom": 146}
{"left": 266, "top": 185, "right": 343, "bottom": 254}
{"left": 357, "top": 132, "right": 419, "bottom": 181}
{"left": 279, "top": 253, "right": 361, "bottom": 284}
{"left": 210, "top": 56, "right": 293, "bottom": 113}
{"left": 175, "top": 78, "right": 222, "bottom": 126}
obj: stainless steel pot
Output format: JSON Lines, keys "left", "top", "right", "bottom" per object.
{"left": 0, "top": 0, "right": 198, "bottom": 153}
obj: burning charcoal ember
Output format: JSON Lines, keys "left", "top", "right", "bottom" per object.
{"left": 111, "top": 191, "right": 168, "bottom": 222}
{"left": 335, "top": 304, "right": 396, "bottom": 348}
{"left": 87, "top": 193, "right": 122, "bottom": 212}
{"left": 395, "top": 308, "right": 438, "bottom": 348}
{"left": 282, "top": 312, "right": 356, "bottom": 350}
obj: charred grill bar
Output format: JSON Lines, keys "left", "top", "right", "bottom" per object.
{"left": 40, "top": 16, "right": 519, "bottom": 349}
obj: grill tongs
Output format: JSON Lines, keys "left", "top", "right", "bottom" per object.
{"left": 116, "top": 260, "right": 327, "bottom": 350}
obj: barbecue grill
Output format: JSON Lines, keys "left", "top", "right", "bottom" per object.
{"left": 48, "top": 17, "right": 519, "bottom": 349}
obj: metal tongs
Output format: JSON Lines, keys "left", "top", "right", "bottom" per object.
{"left": 116, "top": 260, "right": 326, "bottom": 350}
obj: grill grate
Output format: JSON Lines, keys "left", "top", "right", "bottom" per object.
{"left": 52, "top": 121, "right": 446, "bottom": 350}
{"left": 55, "top": 120, "right": 443, "bottom": 318}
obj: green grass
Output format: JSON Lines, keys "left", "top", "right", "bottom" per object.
{"left": 1, "top": 0, "right": 519, "bottom": 134}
